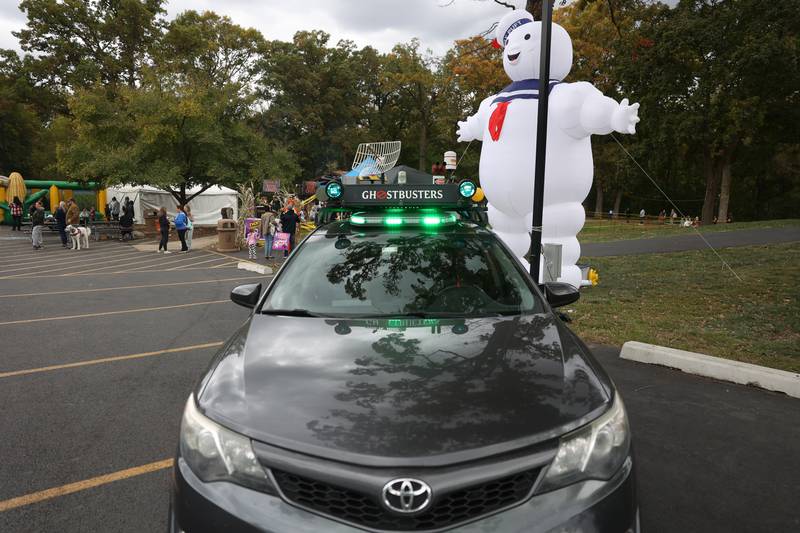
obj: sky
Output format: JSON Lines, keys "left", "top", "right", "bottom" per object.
{"left": 0, "top": 0, "right": 530, "bottom": 57}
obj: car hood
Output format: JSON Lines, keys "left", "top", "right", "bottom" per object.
{"left": 197, "top": 314, "right": 611, "bottom": 466}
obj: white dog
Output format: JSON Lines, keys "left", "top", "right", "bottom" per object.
{"left": 66, "top": 225, "right": 91, "bottom": 250}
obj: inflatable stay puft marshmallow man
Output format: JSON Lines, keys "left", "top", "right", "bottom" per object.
{"left": 457, "top": 9, "right": 640, "bottom": 288}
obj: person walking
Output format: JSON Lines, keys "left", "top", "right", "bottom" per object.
{"left": 174, "top": 205, "right": 189, "bottom": 252}
{"left": 31, "top": 201, "right": 45, "bottom": 250}
{"left": 261, "top": 208, "right": 277, "bottom": 259}
{"left": 279, "top": 204, "right": 301, "bottom": 258}
{"left": 184, "top": 204, "right": 194, "bottom": 251}
{"left": 157, "top": 207, "right": 171, "bottom": 253}
{"left": 9, "top": 196, "right": 23, "bottom": 231}
{"left": 66, "top": 198, "right": 79, "bottom": 227}
{"left": 55, "top": 201, "right": 68, "bottom": 248}
{"left": 110, "top": 197, "right": 120, "bottom": 221}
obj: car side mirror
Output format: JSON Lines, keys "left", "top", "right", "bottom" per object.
{"left": 544, "top": 282, "right": 580, "bottom": 308}
{"left": 230, "top": 283, "right": 262, "bottom": 309}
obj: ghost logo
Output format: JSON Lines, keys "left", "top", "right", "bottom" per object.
{"left": 376, "top": 190, "right": 388, "bottom": 200}
{"left": 381, "top": 478, "right": 432, "bottom": 514}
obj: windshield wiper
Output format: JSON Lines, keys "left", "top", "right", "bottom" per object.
{"left": 261, "top": 308, "right": 324, "bottom": 317}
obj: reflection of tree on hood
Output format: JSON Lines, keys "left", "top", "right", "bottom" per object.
{"left": 306, "top": 315, "right": 603, "bottom": 456}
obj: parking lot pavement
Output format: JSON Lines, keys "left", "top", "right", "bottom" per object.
{"left": 1, "top": 229, "right": 798, "bottom": 533}
{"left": 0, "top": 231, "right": 267, "bottom": 532}
{"left": 581, "top": 226, "right": 800, "bottom": 256}
{"left": 590, "top": 345, "right": 800, "bottom": 533}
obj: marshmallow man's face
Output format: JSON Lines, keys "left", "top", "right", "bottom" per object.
{"left": 502, "top": 22, "right": 573, "bottom": 82}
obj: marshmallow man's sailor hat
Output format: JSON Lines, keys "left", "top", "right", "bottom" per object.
{"left": 492, "top": 9, "right": 534, "bottom": 49}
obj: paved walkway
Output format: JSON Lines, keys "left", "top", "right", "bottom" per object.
{"left": 582, "top": 226, "right": 800, "bottom": 257}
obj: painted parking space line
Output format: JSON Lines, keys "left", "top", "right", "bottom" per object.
{"left": 0, "top": 248, "right": 140, "bottom": 269}
{"left": 0, "top": 251, "right": 149, "bottom": 278}
{"left": 0, "top": 275, "right": 263, "bottom": 299}
{"left": 0, "top": 459, "right": 173, "bottom": 512}
{"left": 2, "top": 265, "right": 256, "bottom": 280}
{"left": 0, "top": 246, "right": 126, "bottom": 264}
{"left": 0, "top": 300, "right": 228, "bottom": 326}
{"left": 125, "top": 253, "right": 220, "bottom": 272}
{"left": 166, "top": 256, "right": 231, "bottom": 270}
{"left": 0, "top": 342, "right": 224, "bottom": 379}
{"left": 61, "top": 252, "right": 194, "bottom": 274}
{"left": 0, "top": 249, "right": 144, "bottom": 274}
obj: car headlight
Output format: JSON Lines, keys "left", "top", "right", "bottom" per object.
{"left": 538, "top": 393, "right": 630, "bottom": 492}
{"left": 180, "top": 394, "right": 276, "bottom": 494}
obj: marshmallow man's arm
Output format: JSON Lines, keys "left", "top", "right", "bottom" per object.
{"left": 558, "top": 82, "right": 640, "bottom": 139}
{"left": 457, "top": 95, "right": 494, "bottom": 142}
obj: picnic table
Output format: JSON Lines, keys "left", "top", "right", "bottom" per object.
{"left": 89, "top": 220, "right": 126, "bottom": 241}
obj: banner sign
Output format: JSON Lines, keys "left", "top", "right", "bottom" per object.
{"left": 244, "top": 217, "right": 260, "bottom": 239}
{"left": 262, "top": 180, "right": 280, "bottom": 193}
{"left": 272, "top": 231, "right": 290, "bottom": 251}
{"left": 340, "top": 184, "right": 463, "bottom": 207}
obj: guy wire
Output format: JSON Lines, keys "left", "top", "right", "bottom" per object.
{"left": 610, "top": 133, "right": 742, "bottom": 282}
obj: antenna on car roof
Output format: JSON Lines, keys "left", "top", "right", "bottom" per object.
{"left": 351, "top": 141, "right": 402, "bottom": 178}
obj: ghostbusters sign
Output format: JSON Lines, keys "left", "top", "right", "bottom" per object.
{"left": 341, "top": 185, "right": 460, "bottom": 206}
{"left": 457, "top": 8, "right": 641, "bottom": 288}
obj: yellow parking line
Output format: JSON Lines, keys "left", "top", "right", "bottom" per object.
{"left": 0, "top": 275, "right": 261, "bottom": 298}
{"left": 0, "top": 459, "right": 173, "bottom": 512}
{"left": 0, "top": 342, "right": 224, "bottom": 379}
{"left": 0, "top": 300, "right": 228, "bottom": 326}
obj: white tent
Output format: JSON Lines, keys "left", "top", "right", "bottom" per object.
{"left": 105, "top": 184, "right": 238, "bottom": 226}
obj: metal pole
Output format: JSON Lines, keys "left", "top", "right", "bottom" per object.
{"left": 530, "top": 0, "right": 553, "bottom": 284}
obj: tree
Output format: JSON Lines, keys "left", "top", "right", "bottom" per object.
{"left": 258, "top": 31, "right": 370, "bottom": 178}
{"left": 58, "top": 11, "right": 270, "bottom": 205}
{"left": 59, "top": 82, "right": 268, "bottom": 205}
{"left": 616, "top": 0, "right": 800, "bottom": 224}
{"left": 157, "top": 10, "right": 265, "bottom": 96}
{"left": 14, "top": 0, "right": 165, "bottom": 93}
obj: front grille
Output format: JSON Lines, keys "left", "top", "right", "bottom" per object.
{"left": 272, "top": 468, "right": 538, "bottom": 531}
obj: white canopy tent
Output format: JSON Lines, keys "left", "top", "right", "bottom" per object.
{"left": 105, "top": 184, "right": 238, "bottom": 226}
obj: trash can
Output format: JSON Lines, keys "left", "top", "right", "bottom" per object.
{"left": 144, "top": 209, "right": 158, "bottom": 235}
{"left": 217, "top": 219, "right": 238, "bottom": 252}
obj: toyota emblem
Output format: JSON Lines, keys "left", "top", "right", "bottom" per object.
{"left": 381, "top": 478, "right": 432, "bottom": 514}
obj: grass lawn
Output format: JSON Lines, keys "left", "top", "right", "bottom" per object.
{"left": 569, "top": 242, "right": 800, "bottom": 373}
{"left": 578, "top": 218, "right": 800, "bottom": 243}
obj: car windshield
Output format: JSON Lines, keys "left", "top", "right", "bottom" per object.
{"left": 262, "top": 229, "right": 544, "bottom": 318}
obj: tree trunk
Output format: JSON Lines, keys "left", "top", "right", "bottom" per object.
{"left": 701, "top": 154, "right": 721, "bottom": 226}
{"left": 613, "top": 190, "right": 623, "bottom": 218}
{"left": 717, "top": 152, "right": 733, "bottom": 223}
{"left": 526, "top": 0, "right": 543, "bottom": 19}
{"left": 593, "top": 183, "right": 604, "bottom": 218}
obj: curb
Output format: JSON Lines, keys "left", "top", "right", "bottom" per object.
{"left": 237, "top": 261, "right": 272, "bottom": 275}
{"left": 620, "top": 341, "right": 800, "bottom": 399}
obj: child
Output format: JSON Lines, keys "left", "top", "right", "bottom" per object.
{"left": 246, "top": 227, "right": 260, "bottom": 259}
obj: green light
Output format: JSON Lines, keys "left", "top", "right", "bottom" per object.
{"left": 351, "top": 215, "right": 366, "bottom": 224}
{"left": 326, "top": 182, "right": 342, "bottom": 199}
{"left": 422, "top": 216, "right": 441, "bottom": 226}
{"left": 385, "top": 217, "right": 403, "bottom": 226}
{"left": 459, "top": 180, "right": 476, "bottom": 198}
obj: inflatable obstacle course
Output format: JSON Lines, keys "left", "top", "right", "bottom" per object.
{"left": 0, "top": 173, "right": 104, "bottom": 223}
